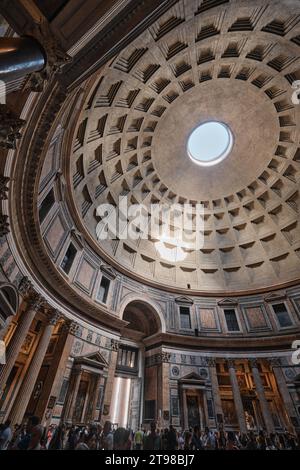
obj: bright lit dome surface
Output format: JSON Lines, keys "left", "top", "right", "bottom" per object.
{"left": 187, "top": 121, "right": 233, "bottom": 166}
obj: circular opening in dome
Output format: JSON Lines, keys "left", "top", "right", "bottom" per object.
{"left": 187, "top": 121, "right": 233, "bottom": 167}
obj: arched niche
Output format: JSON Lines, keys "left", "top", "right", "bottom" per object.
{"left": 122, "top": 299, "right": 164, "bottom": 339}
{"left": 0, "top": 282, "right": 19, "bottom": 333}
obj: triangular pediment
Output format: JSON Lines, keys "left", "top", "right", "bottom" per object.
{"left": 74, "top": 350, "right": 108, "bottom": 368}
{"left": 264, "top": 292, "right": 286, "bottom": 302}
{"left": 100, "top": 264, "right": 116, "bottom": 280}
{"left": 175, "top": 296, "right": 194, "bottom": 305}
{"left": 217, "top": 298, "right": 238, "bottom": 307}
{"left": 179, "top": 372, "right": 205, "bottom": 383}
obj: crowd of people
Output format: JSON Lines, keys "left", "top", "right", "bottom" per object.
{"left": 0, "top": 417, "right": 299, "bottom": 450}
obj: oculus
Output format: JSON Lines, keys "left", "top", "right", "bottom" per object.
{"left": 187, "top": 121, "right": 233, "bottom": 166}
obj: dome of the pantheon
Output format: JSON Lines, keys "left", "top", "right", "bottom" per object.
{"left": 66, "top": 0, "right": 300, "bottom": 293}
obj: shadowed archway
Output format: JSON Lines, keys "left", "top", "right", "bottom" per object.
{"left": 122, "top": 300, "right": 163, "bottom": 339}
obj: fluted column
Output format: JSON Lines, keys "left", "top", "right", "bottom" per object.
{"left": 101, "top": 339, "right": 119, "bottom": 424}
{"left": 9, "top": 310, "right": 60, "bottom": 425}
{"left": 0, "top": 294, "right": 44, "bottom": 397}
{"left": 269, "top": 358, "right": 297, "bottom": 432}
{"left": 227, "top": 359, "right": 247, "bottom": 434}
{"left": 207, "top": 358, "right": 224, "bottom": 424}
{"left": 249, "top": 359, "right": 275, "bottom": 433}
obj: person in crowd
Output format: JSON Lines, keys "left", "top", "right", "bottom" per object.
{"left": 245, "top": 431, "right": 257, "bottom": 450}
{"left": 75, "top": 432, "right": 90, "bottom": 450}
{"left": 143, "top": 421, "right": 161, "bottom": 450}
{"left": 285, "top": 431, "right": 297, "bottom": 450}
{"left": 226, "top": 431, "right": 239, "bottom": 450}
{"left": 238, "top": 434, "right": 248, "bottom": 449}
{"left": 113, "top": 427, "right": 131, "bottom": 450}
{"left": 48, "top": 422, "right": 65, "bottom": 450}
{"left": 67, "top": 426, "right": 80, "bottom": 450}
{"left": 191, "top": 425, "right": 203, "bottom": 450}
{"left": 26, "top": 416, "right": 44, "bottom": 450}
{"left": 183, "top": 430, "right": 192, "bottom": 450}
{"left": 269, "top": 433, "right": 279, "bottom": 450}
{"left": 161, "top": 428, "right": 168, "bottom": 450}
{"left": 0, "top": 420, "right": 12, "bottom": 450}
{"left": 8, "top": 424, "right": 24, "bottom": 450}
{"left": 101, "top": 421, "right": 113, "bottom": 450}
{"left": 217, "top": 423, "right": 227, "bottom": 450}
{"left": 257, "top": 430, "right": 267, "bottom": 450}
{"left": 203, "top": 426, "right": 216, "bottom": 449}
{"left": 134, "top": 427, "right": 144, "bottom": 450}
{"left": 166, "top": 425, "right": 177, "bottom": 450}
{"left": 178, "top": 431, "right": 185, "bottom": 450}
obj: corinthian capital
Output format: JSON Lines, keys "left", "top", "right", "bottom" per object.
{"left": 29, "top": 294, "right": 46, "bottom": 312}
{"left": 62, "top": 320, "right": 80, "bottom": 336}
{"left": 45, "top": 309, "right": 61, "bottom": 326}
{"left": 207, "top": 358, "right": 216, "bottom": 367}
{"left": 0, "top": 104, "right": 26, "bottom": 150}
{"left": 24, "top": 20, "right": 71, "bottom": 92}
{"left": 248, "top": 358, "right": 259, "bottom": 369}
{"left": 0, "top": 214, "right": 9, "bottom": 237}
{"left": 18, "top": 276, "right": 33, "bottom": 297}
{"left": 0, "top": 176, "right": 10, "bottom": 201}
{"left": 226, "top": 359, "right": 236, "bottom": 369}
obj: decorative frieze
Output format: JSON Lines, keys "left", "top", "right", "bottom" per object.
{"left": 110, "top": 339, "right": 120, "bottom": 351}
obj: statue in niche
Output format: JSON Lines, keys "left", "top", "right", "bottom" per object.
{"left": 245, "top": 410, "right": 255, "bottom": 430}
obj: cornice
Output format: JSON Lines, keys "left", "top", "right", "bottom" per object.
{"left": 144, "top": 331, "right": 300, "bottom": 352}
{"left": 61, "top": 0, "right": 181, "bottom": 90}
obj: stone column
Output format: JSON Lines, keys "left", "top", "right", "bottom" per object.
{"left": 202, "top": 389, "right": 210, "bottom": 428}
{"left": 36, "top": 320, "right": 78, "bottom": 425}
{"left": 207, "top": 358, "right": 224, "bottom": 425}
{"left": 161, "top": 352, "right": 171, "bottom": 427}
{"left": 101, "top": 339, "right": 119, "bottom": 424}
{"left": 92, "top": 374, "right": 102, "bottom": 422}
{"left": 8, "top": 310, "right": 60, "bottom": 425}
{"left": 65, "top": 369, "right": 82, "bottom": 423}
{"left": 269, "top": 358, "right": 297, "bottom": 433}
{"left": 182, "top": 388, "right": 188, "bottom": 429}
{"left": 0, "top": 37, "right": 46, "bottom": 82}
{"left": 227, "top": 359, "right": 247, "bottom": 434}
{"left": 249, "top": 359, "right": 275, "bottom": 434}
{"left": 0, "top": 295, "right": 44, "bottom": 397}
